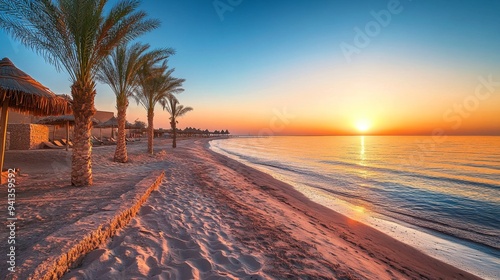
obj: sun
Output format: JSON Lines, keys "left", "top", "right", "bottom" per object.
{"left": 355, "top": 120, "right": 370, "bottom": 133}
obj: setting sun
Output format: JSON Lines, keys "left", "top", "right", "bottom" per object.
{"left": 1, "top": 1, "right": 499, "bottom": 279}
{"left": 355, "top": 120, "right": 371, "bottom": 133}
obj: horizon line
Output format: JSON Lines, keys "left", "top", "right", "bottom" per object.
{"left": 230, "top": 134, "right": 500, "bottom": 137}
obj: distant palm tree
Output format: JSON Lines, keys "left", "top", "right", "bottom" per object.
{"left": 97, "top": 43, "right": 172, "bottom": 163}
{"left": 133, "top": 62, "right": 185, "bottom": 154}
{"left": 0, "top": 0, "right": 158, "bottom": 186}
{"left": 162, "top": 94, "right": 193, "bottom": 148}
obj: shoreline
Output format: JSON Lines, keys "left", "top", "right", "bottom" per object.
{"left": 209, "top": 137, "right": 499, "bottom": 279}
{"left": 65, "top": 137, "right": 480, "bottom": 279}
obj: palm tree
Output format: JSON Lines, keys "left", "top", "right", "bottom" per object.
{"left": 133, "top": 62, "right": 184, "bottom": 154}
{"left": 0, "top": 0, "right": 158, "bottom": 186}
{"left": 162, "top": 94, "right": 193, "bottom": 148}
{"left": 97, "top": 43, "right": 172, "bottom": 163}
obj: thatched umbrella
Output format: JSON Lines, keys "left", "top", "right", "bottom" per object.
{"left": 95, "top": 116, "right": 118, "bottom": 139}
{"left": 0, "top": 57, "right": 71, "bottom": 183}
{"left": 36, "top": 115, "right": 99, "bottom": 151}
{"left": 125, "top": 121, "right": 135, "bottom": 129}
{"left": 125, "top": 121, "right": 144, "bottom": 138}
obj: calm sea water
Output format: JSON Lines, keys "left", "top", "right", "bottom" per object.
{"left": 210, "top": 136, "right": 500, "bottom": 276}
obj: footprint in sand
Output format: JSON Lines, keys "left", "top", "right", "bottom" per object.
{"left": 187, "top": 257, "right": 213, "bottom": 273}
{"left": 239, "top": 255, "right": 262, "bottom": 273}
{"left": 175, "top": 262, "right": 199, "bottom": 279}
{"left": 212, "top": 251, "right": 242, "bottom": 271}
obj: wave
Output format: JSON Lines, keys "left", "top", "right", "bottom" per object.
{"left": 318, "top": 159, "right": 500, "bottom": 191}
{"left": 211, "top": 137, "right": 500, "bottom": 251}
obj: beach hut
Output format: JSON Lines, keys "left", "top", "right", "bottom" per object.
{"left": 36, "top": 115, "right": 99, "bottom": 151}
{"left": 0, "top": 57, "right": 72, "bottom": 183}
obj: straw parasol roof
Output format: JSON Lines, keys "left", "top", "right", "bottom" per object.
{"left": 96, "top": 117, "right": 140, "bottom": 139}
{"left": 0, "top": 57, "right": 72, "bottom": 182}
{"left": 0, "top": 58, "right": 72, "bottom": 116}
{"left": 36, "top": 114, "right": 99, "bottom": 126}
{"left": 95, "top": 116, "right": 118, "bottom": 139}
{"left": 95, "top": 116, "right": 118, "bottom": 128}
{"left": 36, "top": 115, "right": 100, "bottom": 151}
{"left": 125, "top": 121, "right": 140, "bottom": 129}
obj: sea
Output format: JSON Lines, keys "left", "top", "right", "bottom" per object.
{"left": 209, "top": 136, "right": 500, "bottom": 279}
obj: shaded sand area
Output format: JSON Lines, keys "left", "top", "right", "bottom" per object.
{"left": 0, "top": 140, "right": 170, "bottom": 279}
{"left": 60, "top": 138, "right": 479, "bottom": 280}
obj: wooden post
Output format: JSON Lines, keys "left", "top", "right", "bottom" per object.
{"left": 65, "top": 120, "right": 70, "bottom": 151}
{"left": 0, "top": 100, "right": 10, "bottom": 184}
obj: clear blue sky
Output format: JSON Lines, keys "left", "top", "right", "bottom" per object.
{"left": 2, "top": 0, "right": 500, "bottom": 134}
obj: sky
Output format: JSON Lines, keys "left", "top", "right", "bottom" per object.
{"left": 1, "top": 0, "right": 500, "bottom": 135}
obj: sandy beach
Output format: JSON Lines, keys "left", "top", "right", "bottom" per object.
{"left": 2, "top": 1, "right": 498, "bottom": 279}
{"left": 27, "top": 137, "right": 477, "bottom": 280}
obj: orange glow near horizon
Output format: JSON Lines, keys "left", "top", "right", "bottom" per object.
{"left": 110, "top": 58, "right": 500, "bottom": 136}
{"left": 2, "top": 1, "right": 499, "bottom": 137}
{"left": 122, "top": 100, "right": 500, "bottom": 136}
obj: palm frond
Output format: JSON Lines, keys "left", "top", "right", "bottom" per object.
{"left": 176, "top": 105, "right": 193, "bottom": 117}
{"left": 0, "top": 0, "right": 159, "bottom": 85}
{"left": 97, "top": 42, "right": 172, "bottom": 108}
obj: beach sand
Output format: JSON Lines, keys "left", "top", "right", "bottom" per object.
{"left": 0, "top": 139, "right": 172, "bottom": 279}
{"left": 54, "top": 138, "right": 479, "bottom": 279}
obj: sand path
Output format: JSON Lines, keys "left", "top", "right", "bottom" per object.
{"left": 63, "top": 139, "right": 479, "bottom": 280}
{"left": 63, "top": 140, "right": 269, "bottom": 279}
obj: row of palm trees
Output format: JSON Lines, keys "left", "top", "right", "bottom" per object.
{"left": 180, "top": 128, "right": 230, "bottom": 137}
{"left": 98, "top": 43, "right": 192, "bottom": 160}
{"left": 0, "top": 0, "right": 191, "bottom": 187}
{"left": 162, "top": 94, "right": 193, "bottom": 148}
{"left": 167, "top": 127, "right": 231, "bottom": 138}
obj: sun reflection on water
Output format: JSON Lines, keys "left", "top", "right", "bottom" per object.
{"left": 360, "top": 136, "right": 365, "bottom": 162}
{"left": 354, "top": 205, "right": 365, "bottom": 213}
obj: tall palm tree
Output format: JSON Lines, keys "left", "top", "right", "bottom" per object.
{"left": 133, "top": 62, "right": 184, "bottom": 154}
{"left": 0, "top": 0, "right": 159, "bottom": 186}
{"left": 162, "top": 94, "right": 193, "bottom": 148}
{"left": 97, "top": 43, "right": 172, "bottom": 163}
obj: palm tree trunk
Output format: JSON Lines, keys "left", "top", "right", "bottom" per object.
{"left": 71, "top": 82, "right": 96, "bottom": 187}
{"left": 171, "top": 120, "right": 176, "bottom": 148}
{"left": 147, "top": 108, "right": 154, "bottom": 154}
{"left": 114, "top": 100, "right": 128, "bottom": 162}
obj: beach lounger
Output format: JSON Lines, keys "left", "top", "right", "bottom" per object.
{"left": 91, "top": 140, "right": 102, "bottom": 146}
{"left": 42, "top": 141, "right": 64, "bottom": 149}
{"left": 91, "top": 136, "right": 104, "bottom": 145}
{"left": 102, "top": 137, "right": 117, "bottom": 145}
{"left": 52, "top": 140, "right": 65, "bottom": 147}
{"left": 61, "top": 139, "right": 73, "bottom": 147}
